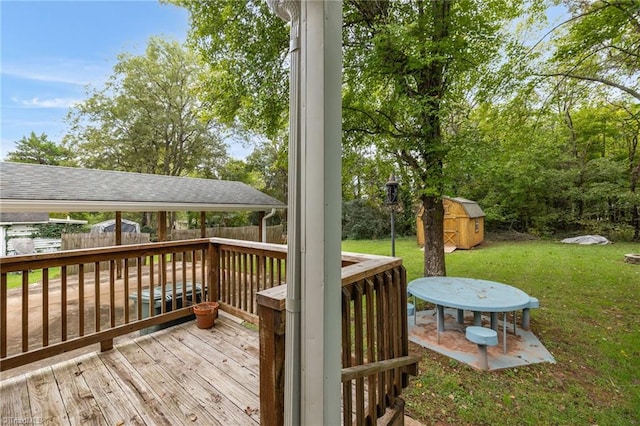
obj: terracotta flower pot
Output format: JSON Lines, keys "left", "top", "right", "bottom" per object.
{"left": 193, "top": 302, "right": 219, "bottom": 329}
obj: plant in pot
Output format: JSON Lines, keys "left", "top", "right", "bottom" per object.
{"left": 192, "top": 301, "right": 219, "bottom": 329}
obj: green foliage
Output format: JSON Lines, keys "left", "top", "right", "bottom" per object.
{"left": 446, "top": 96, "right": 639, "bottom": 240}
{"left": 172, "top": 0, "right": 533, "bottom": 276}
{"left": 548, "top": 1, "right": 640, "bottom": 101}
{"left": 168, "top": 0, "right": 289, "bottom": 138}
{"left": 171, "top": 0, "right": 638, "bottom": 250}
{"left": 64, "top": 37, "right": 228, "bottom": 177}
{"left": 207, "top": 211, "right": 252, "bottom": 228}
{"left": 342, "top": 199, "right": 390, "bottom": 240}
{"left": 244, "top": 137, "right": 288, "bottom": 202}
{"left": 32, "top": 223, "right": 86, "bottom": 239}
{"left": 6, "top": 132, "right": 74, "bottom": 166}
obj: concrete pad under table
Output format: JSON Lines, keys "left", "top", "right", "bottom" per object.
{"left": 408, "top": 308, "right": 555, "bottom": 371}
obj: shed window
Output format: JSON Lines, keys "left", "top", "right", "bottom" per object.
{"left": 475, "top": 218, "right": 480, "bottom": 233}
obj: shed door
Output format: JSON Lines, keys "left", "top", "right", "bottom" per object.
{"left": 443, "top": 217, "right": 458, "bottom": 246}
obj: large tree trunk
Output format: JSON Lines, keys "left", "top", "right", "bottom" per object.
{"left": 421, "top": 195, "right": 446, "bottom": 277}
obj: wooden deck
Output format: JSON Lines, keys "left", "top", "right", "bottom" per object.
{"left": 0, "top": 313, "right": 261, "bottom": 425}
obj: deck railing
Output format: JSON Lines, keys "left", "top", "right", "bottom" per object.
{"left": 214, "top": 239, "right": 287, "bottom": 324}
{"left": 0, "top": 238, "right": 417, "bottom": 424}
{"left": 0, "top": 239, "right": 214, "bottom": 371}
{"left": 257, "top": 253, "right": 419, "bottom": 426}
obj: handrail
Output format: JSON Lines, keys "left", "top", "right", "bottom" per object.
{"left": 1, "top": 239, "right": 417, "bottom": 425}
{"left": 341, "top": 355, "right": 420, "bottom": 382}
{"left": 210, "top": 237, "right": 287, "bottom": 323}
{"left": 0, "top": 238, "right": 292, "bottom": 371}
{"left": 1, "top": 239, "right": 213, "bottom": 371}
{"left": 257, "top": 254, "right": 418, "bottom": 426}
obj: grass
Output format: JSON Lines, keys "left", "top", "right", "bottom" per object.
{"left": 342, "top": 236, "right": 640, "bottom": 426}
{"left": 5, "top": 267, "right": 62, "bottom": 289}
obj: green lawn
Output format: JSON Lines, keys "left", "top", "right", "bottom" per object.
{"left": 5, "top": 267, "right": 62, "bottom": 289}
{"left": 342, "top": 236, "right": 640, "bottom": 426}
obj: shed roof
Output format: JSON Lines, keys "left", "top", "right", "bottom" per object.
{"left": 445, "top": 197, "right": 485, "bottom": 218}
{"left": 0, "top": 162, "right": 285, "bottom": 213}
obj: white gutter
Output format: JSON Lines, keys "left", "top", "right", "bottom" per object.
{"left": 261, "top": 208, "right": 277, "bottom": 242}
{"left": 267, "top": 1, "right": 302, "bottom": 424}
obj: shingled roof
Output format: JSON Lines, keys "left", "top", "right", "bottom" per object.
{"left": 0, "top": 162, "right": 285, "bottom": 213}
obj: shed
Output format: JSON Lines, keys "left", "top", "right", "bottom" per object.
{"left": 91, "top": 219, "right": 140, "bottom": 234}
{"left": 416, "top": 197, "right": 485, "bottom": 250}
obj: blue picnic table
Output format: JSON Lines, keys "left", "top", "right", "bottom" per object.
{"left": 408, "top": 277, "right": 537, "bottom": 352}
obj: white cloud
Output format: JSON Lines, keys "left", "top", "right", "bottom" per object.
{"left": 1, "top": 57, "right": 111, "bottom": 87}
{"left": 13, "top": 97, "right": 82, "bottom": 109}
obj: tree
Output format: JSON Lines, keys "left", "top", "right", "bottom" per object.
{"left": 170, "top": 0, "right": 289, "bottom": 139}
{"left": 172, "top": 0, "right": 529, "bottom": 276}
{"left": 543, "top": 1, "right": 640, "bottom": 101}
{"left": 6, "top": 132, "right": 73, "bottom": 165}
{"left": 65, "top": 37, "right": 228, "bottom": 178}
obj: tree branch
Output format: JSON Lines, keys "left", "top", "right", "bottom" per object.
{"left": 535, "top": 72, "right": 640, "bottom": 101}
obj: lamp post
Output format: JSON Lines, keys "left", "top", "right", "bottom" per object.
{"left": 385, "top": 173, "right": 399, "bottom": 257}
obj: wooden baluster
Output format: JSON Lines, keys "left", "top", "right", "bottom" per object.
{"left": 354, "top": 281, "right": 365, "bottom": 424}
{"left": 42, "top": 268, "right": 49, "bottom": 347}
{"left": 124, "top": 260, "right": 130, "bottom": 324}
{"left": 269, "top": 257, "right": 275, "bottom": 289}
{"left": 60, "top": 267, "right": 67, "bottom": 342}
{"left": 21, "top": 272, "right": 28, "bottom": 353}
{"left": 341, "top": 285, "right": 353, "bottom": 425}
{"left": 172, "top": 253, "right": 177, "bottom": 312}
{"left": 374, "top": 273, "right": 387, "bottom": 411}
{"left": 192, "top": 249, "right": 197, "bottom": 303}
{"left": 78, "top": 265, "right": 85, "bottom": 336}
{"left": 182, "top": 251, "right": 188, "bottom": 305}
{"left": 200, "top": 248, "right": 206, "bottom": 300}
{"left": 94, "top": 262, "right": 101, "bottom": 332}
{"left": 210, "top": 244, "right": 219, "bottom": 304}
{"left": 110, "top": 260, "right": 116, "bottom": 327}
{"left": 249, "top": 253, "right": 256, "bottom": 314}
{"left": 1, "top": 273, "right": 7, "bottom": 358}
{"left": 160, "top": 254, "right": 166, "bottom": 315}
{"left": 365, "top": 278, "right": 378, "bottom": 421}
{"left": 148, "top": 258, "right": 154, "bottom": 319}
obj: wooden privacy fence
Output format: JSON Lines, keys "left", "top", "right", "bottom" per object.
{"left": 62, "top": 232, "right": 150, "bottom": 249}
{"left": 172, "top": 225, "right": 284, "bottom": 244}
{"left": 257, "top": 253, "right": 419, "bottom": 426}
{"left": 61, "top": 232, "right": 151, "bottom": 274}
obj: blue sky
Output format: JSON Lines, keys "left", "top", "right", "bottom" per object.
{"left": 1, "top": 0, "right": 192, "bottom": 159}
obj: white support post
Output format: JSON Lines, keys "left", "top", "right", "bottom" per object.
{"left": 299, "top": 1, "right": 342, "bottom": 424}
{"left": 266, "top": 1, "right": 342, "bottom": 424}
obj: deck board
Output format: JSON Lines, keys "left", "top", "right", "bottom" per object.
{"left": 0, "top": 315, "right": 261, "bottom": 425}
{"left": 1, "top": 374, "right": 32, "bottom": 422}
{"left": 161, "top": 332, "right": 261, "bottom": 420}
{"left": 51, "top": 358, "right": 105, "bottom": 424}
{"left": 26, "top": 367, "right": 71, "bottom": 425}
